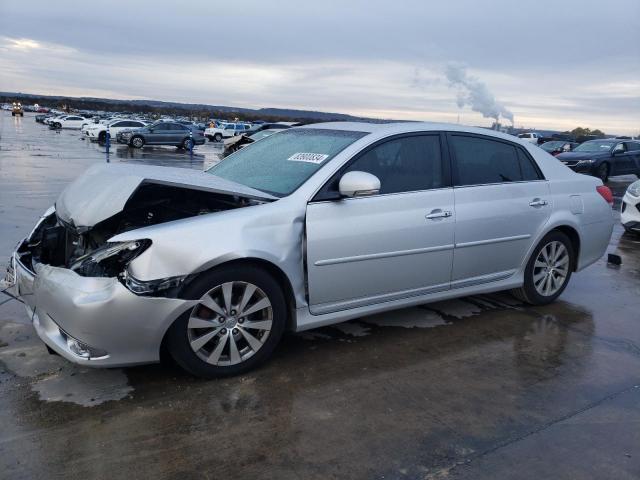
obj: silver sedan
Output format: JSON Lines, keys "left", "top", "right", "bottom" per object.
{"left": 6, "top": 122, "right": 614, "bottom": 377}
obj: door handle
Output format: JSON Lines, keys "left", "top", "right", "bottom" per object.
{"left": 426, "top": 209, "right": 453, "bottom": 220}
{"left": 529, "top": 198, "right": 548, "bottom": 207}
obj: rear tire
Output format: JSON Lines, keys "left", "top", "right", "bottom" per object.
{"left": 214, "top": 133, "right": 223, "bottom": 142}
{"left": 167, "top": 265, "right": 287, "bottom": 378}
{"left": 511, "top": 231, "right": 574, "bottom": 305}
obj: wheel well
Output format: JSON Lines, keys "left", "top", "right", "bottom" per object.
{"left": 159, "top": 257, "right": 298, "bottom": 361}
{"left": 551, "top": 226, "right": 580, "bottom": 271}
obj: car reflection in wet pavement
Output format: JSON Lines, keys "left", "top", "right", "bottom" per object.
{"left": 1, "top": 112, "right": 639, "bottom": 480}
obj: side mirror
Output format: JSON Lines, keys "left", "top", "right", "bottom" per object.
{"left": 338, "top": 171, "right": 381, "bottom": 198}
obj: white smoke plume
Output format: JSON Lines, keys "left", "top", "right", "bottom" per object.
{"left": 445, "top": 64, "right": 514, "bottom": 125}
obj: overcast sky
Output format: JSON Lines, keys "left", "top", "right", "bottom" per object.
{"left": 1, "top": 0, "right": 639, "bottom": 134}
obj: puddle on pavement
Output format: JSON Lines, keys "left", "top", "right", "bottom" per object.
{"left": 363, "top": 308, "right": 449, "bottom": 329}
{"left": 32, "top": 368, "right": 133, "bottom": 407}
{"left": 0, "top": 320, "right": 133, "bottom": 407}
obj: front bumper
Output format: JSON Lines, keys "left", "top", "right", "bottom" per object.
{"left": 116, "top": 132, "right": 132, "bottom": 144}
{"left": 621, "top": 192, "right": 640, "bottom": 231}
{"left": 7, "top": 247, "right": 196, "bottom": 367}
{"left": 561, "top": 161, "right": 594, "bottom": 174}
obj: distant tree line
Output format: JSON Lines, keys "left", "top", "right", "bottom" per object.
{"left": 564, "top": 127, "right": 606, "bottom": 139}
{"left": 0, "top": 94, "right": 328, "bottom": 124}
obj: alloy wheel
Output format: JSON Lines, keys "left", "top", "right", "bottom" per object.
{"left": 187, "top": 281, "right": 273, "bottom": 366}
{"left": 532, "top": 241, "right": 570, "bottom": 297}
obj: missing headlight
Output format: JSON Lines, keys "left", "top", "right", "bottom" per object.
{"left": 71, "top": 240, "right": 151, "bottom": 277}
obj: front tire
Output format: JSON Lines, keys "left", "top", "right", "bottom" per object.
{"left": 167, "top": 265, "right": 287, "bottom": 378}
{"left": 130, "top": 135, "right": 145, "bottom": 148}
{"left": 595, "top": 163, "right": 609, "bottom": 183}
{"left": 511, "top": 231, "right": 574, "bottom": 305}
{"left": 214, "top": 133, "right": 223, "bottom": 142}
{"left": 182, "top": 138, "right": 194, "bottom": 150}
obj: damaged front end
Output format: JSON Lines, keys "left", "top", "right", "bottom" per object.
{"left": 7, "top": 164, "right": 274, "bottom": 366}
{"left": 18, "top": 181, "right": 261, "bottom": 294}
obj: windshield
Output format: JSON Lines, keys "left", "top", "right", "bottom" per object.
{"left": 574, "top": 140, "right": 615, "bottom": 152}
{"left": 541, "top": 141, "right": 564, "bottom": 151}
{"left": 207, "top": 128, "right": 367, "bottom": 196}
{"left": 249, "top": 130, "right": 278, "bottom": 141}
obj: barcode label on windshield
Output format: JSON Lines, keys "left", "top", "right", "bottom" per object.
{"left": 287, "top": 152, "right": 329, "bottom": 164}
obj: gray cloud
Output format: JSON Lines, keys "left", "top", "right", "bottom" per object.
{"left": 0, "top": 0, "right": 638, "bottom": 134}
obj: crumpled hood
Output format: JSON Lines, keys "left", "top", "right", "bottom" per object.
{"left": 56, "top": 163, "right": 276, "bottom": 229}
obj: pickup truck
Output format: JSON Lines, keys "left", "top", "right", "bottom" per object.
{"left": 204, "top": 122, "right": 252, "bottom": 142}
{"left": 517, "top": 132, "right": 542, "bottom": 145}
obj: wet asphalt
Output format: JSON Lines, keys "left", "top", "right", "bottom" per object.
{"left": 0, "top": 112, "right": 639, "bottom": 479}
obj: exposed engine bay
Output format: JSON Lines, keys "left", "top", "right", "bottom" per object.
{"left": 17, "top": 183, "right": 259, "bottom": 278}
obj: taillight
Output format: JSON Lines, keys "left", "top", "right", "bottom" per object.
{"left": 596, "top": 185, "right": 613, "bottom": 206}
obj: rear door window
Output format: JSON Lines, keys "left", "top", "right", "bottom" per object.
{"left": 450, "top": 135, "right": 542, "bottom": 186}
{"left": 624, "top": 142, "right": 640, "bottom": 152}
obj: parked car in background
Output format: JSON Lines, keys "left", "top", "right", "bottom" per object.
{"left": 35, "top": 114, "right": 52, "bottom": 123}
{"left": 518, "top": 132, "right": 542, "bottom": 144}
{"left": 540, "top": 140, "right": 580, "bottom": 156}
{"left": 44, "top": 115, "right": 64, "bottom": 125}
{"left": 176, "top": 120, "right": 206, "bottom": 131}
{"left": 119, "top": 121, "right": 206, "bottom": 149}
{"left": 621, "top": 180, "right": 640, "bottom": 234}
{"left": 50, "top": 115, "right": 90, "bottom": 130}
{"left": 556, "top": 139, "right": 640, "bottom": 182}
{"left": 246, "top": 122, "right": 292, "bottom": 134}
{"left": 85, "top": 119, "right": 148, "bottom": 142}
{"left": 222, "top": 128, "right": 283, "bottom": 155}
{"left": 6, "top": 122, "right": 614, "bottom": 378}
{"left": 205, "top": 122, "right": 252, "bottom": 142}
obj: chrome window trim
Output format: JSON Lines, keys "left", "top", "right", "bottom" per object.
{"left": 308, "top": 185, "right": 454, "bottom": 204}
{"left": 451, "top": 179, "right": 549, "bottom": 189}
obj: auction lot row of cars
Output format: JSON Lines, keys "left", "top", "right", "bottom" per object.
{"left": 5, "top": 108, "right": 640, "bottom": 378}
{"left": 30, "top": 109, "right": 298, "bottom": 152}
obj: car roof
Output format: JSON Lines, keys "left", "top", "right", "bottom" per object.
{"left": 301, "top": 121, "right": 524, "bottom": 143}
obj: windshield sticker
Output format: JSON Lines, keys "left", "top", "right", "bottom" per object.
{"left": 287, "top": 152, "right": 329, "bottom": 164}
